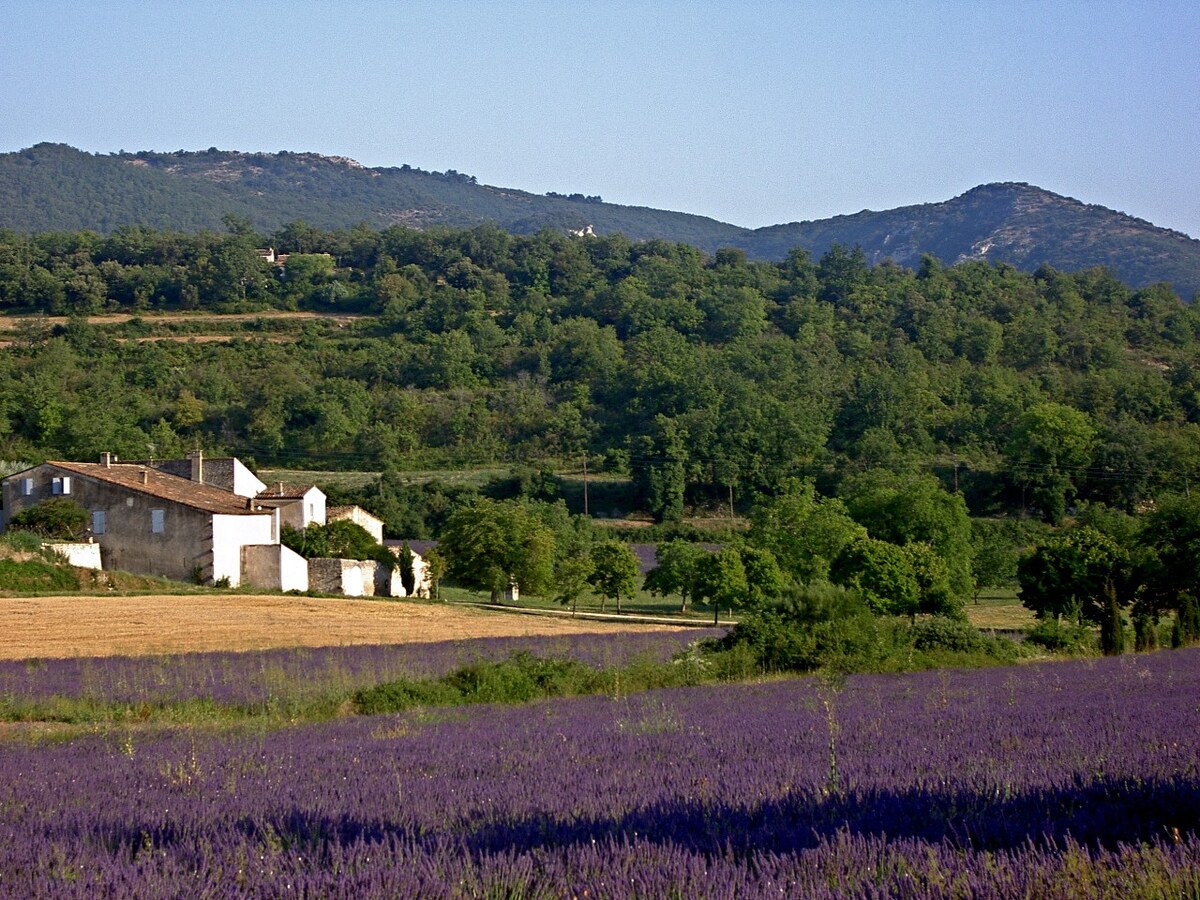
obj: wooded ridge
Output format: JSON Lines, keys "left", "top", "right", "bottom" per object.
{"left": 3, "top": 143, "right": 1198, "bottom": 298}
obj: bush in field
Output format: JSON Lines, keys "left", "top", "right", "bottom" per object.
{"left": 354, "top": 652, "right": 605, "bottom": 713}
{"left": 7, "top": 499, "right": 88, "bottom": 540}
{"left": 910, "top": 617, "right": 1017, "bottom": 662}
{"left": 1026, "top": 618, "right": 1094, "bottom": 654}
{"left": 444, "top": 652, "right": 600, "bottom": 703}
{"left": 353, "top": 677, "right": 464, "bottom": 714}
{"left": 720, "top": 582, "right": 885, "bottom": 673}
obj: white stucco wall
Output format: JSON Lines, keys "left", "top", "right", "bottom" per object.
{"left": 211, "top": 513, "right": 275, "bottom": 586}
{"left": 231, "top": 460, "right": 268, "bottom": 499}
{"left": 45, "top": 541, "right": 103, "bottom": 570}
{"left": 303, "top": 488, "right": 326, "bottom": 528}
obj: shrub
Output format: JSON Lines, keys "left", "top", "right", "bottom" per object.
{"left": 446, "top": 652, "right": 599, "bottom": 703}
{"left": 0, "top": 529, "right": 49, "bottom": 554}
{"left": 7, "top": 499, "right": 89, "bottom": 541}
{"left": 910, "top": 617, "right": 1019, "bottom": 663}
{"left": 354, "top": 678, "right": 464, "bottom": 715}
{"left": 911, "top": 618, "right": 989, "bottom": 653}
{"left": 354, "top": 652, "right": 603, "bottom": 714}
{"left": 1027, "top": 618, "right": 1094, "bottom": 654}
{"left": 721, "top": 582, "right": 883, "bottom": 673}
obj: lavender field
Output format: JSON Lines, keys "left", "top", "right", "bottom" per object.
{"left": 0, "top": 629, "right": 721, "bottom": 709}
{"left": 2, "top": 648, "right": 1198, "bottom": 897}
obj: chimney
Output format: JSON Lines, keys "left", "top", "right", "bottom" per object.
{"left": 186, "top": 449, "right": 204, "bottom": 483}
{"left": 140, "top": 469, "right": 149, "bottom": 484}
{"left": 277, "top": 481, "right": 285, "bottom": 496}
{"left": 99, "top": 452, "right": 113, "bottom": 468}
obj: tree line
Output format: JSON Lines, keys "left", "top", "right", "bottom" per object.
{"left": 1, "top": 220, "right": 1199, "bottom": 527}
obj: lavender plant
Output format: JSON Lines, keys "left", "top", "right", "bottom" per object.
{"left": 0, "top": 648, "right": 1197, "bottom": 896}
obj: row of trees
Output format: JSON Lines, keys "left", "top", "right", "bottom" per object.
{"left": 427, "top": 465, "right": 1199, "bottom": 660}
{"left": 433, "top": 472, "right": 979, "bottom": 624}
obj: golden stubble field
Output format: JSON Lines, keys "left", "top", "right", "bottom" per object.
{"left": 0, "top": 594, "right": 683, "bottom": 660}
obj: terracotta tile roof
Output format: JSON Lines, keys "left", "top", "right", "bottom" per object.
{"left": 46, "top": 461, "right": 266, "bottom": 516}
{"left": 256, "top": 482, "right": 319, "bottom": 500}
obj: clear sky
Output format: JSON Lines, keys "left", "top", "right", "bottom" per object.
{"left": 3, "top": 1, "right": 1198, "bottom": 237}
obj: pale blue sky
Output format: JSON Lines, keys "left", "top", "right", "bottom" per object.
{"left": 3, "top": 1, "right": 1197, "bottom": 236}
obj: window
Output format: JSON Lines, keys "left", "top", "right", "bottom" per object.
{"left": 92, "top": 510, "right": 106, "bottom": 535}
{"left": 151, "top": 509, "right": 165, "bottom": 534}
{"left": 51, "top": 476, "right": 71, "bottom": 495}
{"left": 19, "top": 478, "right": 33, "bottom": 497}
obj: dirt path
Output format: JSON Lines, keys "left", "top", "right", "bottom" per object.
{"left": 0, "top": 593, "right": 687, "bottom": 660}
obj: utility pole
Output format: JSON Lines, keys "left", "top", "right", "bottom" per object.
{"left": 728, "top": 483, "right": 735, "bottom": 526}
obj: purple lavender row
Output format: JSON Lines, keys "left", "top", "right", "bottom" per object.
{"left": 0, "top": 629, "right": 723, "bottom": 707}
{"left": 1, "top": 649, "right": 1198, "bottom": 896}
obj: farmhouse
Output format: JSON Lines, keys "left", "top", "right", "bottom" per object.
{"left": 1, "top": 452, "right": 434, "bottom": 599}
{"left": 1, "top": 453, "right": 295, "bottom": 588}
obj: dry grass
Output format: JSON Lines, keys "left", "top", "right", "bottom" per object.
{"left": 966, "top": 599, "right": 1036, "bottom": 630}
{"left": 0, "top": 593, "right": 687, "bottom": 660}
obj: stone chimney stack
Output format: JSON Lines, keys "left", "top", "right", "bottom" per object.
{"left": 187, "top": 449, "right": 204, "bottom": 483}
{"left": 140, "top": 469, "right": 149, "bottom": 484}
{"left": 99, "top": 452, "right": 114, "bottom": 468}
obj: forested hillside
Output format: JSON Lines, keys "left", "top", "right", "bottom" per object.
{"left": 1, "top": 221, "right": 1198, "bottom": 532}
{"left": 3, "top": 144, "right": 1199, "bottom": 297}
{"left": 0, "top": 144, "right": 746, "bottom": 250}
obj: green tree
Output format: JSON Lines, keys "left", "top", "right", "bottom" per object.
{"left": 553, "top": 552, "right": 595, "bottom": 614}
{"left": 439, "top": 498, "right": 555, "bottom": 601}
{"left": 749, "top": 479, "right": 866, "bottom": 584}
{"left": 901, "top": 542, "right": 962, "bottom": 619}
{"left": 587, "top": 540, "right": 640, "bottom": 614}
{"left": 693, "top": 547, "right": 750, "bottom": 625}
{"left": 1017, "top": 526, "right": 1129, "bottom": 654}
{"left": 643, "top": 540, "right": 705, "bottom": 613}
{"left": 969, "top": 519, "right": 1027, "bottom": 603}
{"left": 1135, "top": 495, "right": 1200, "bottom": 647}
{"left": 1006, "top": 403, "right": 1097, "bottom": 524}
{"left": 844, "top": 472, "right": 975, "bottom": 598}
{"left": 423, "top": 545, "right": 447, "bottom": 601}
{"left": 737, "top": 544, "right": 788, "bottom": 610}
{"left": 830, "top": 537, "right": 920, "bottom": 619}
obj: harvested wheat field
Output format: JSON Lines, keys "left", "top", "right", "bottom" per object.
{"left": 0, "top": 594, "right": 684, "bottom": 660}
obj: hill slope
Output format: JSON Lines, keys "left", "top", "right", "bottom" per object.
{"left": 736, "top": 182, "right": 1200, "bottom": 298}
{"left": 0, "top": 143, "right": 747, "bottom": 248}
{"left": 2, "top": 144, "right": 1199, "bottom": 297}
